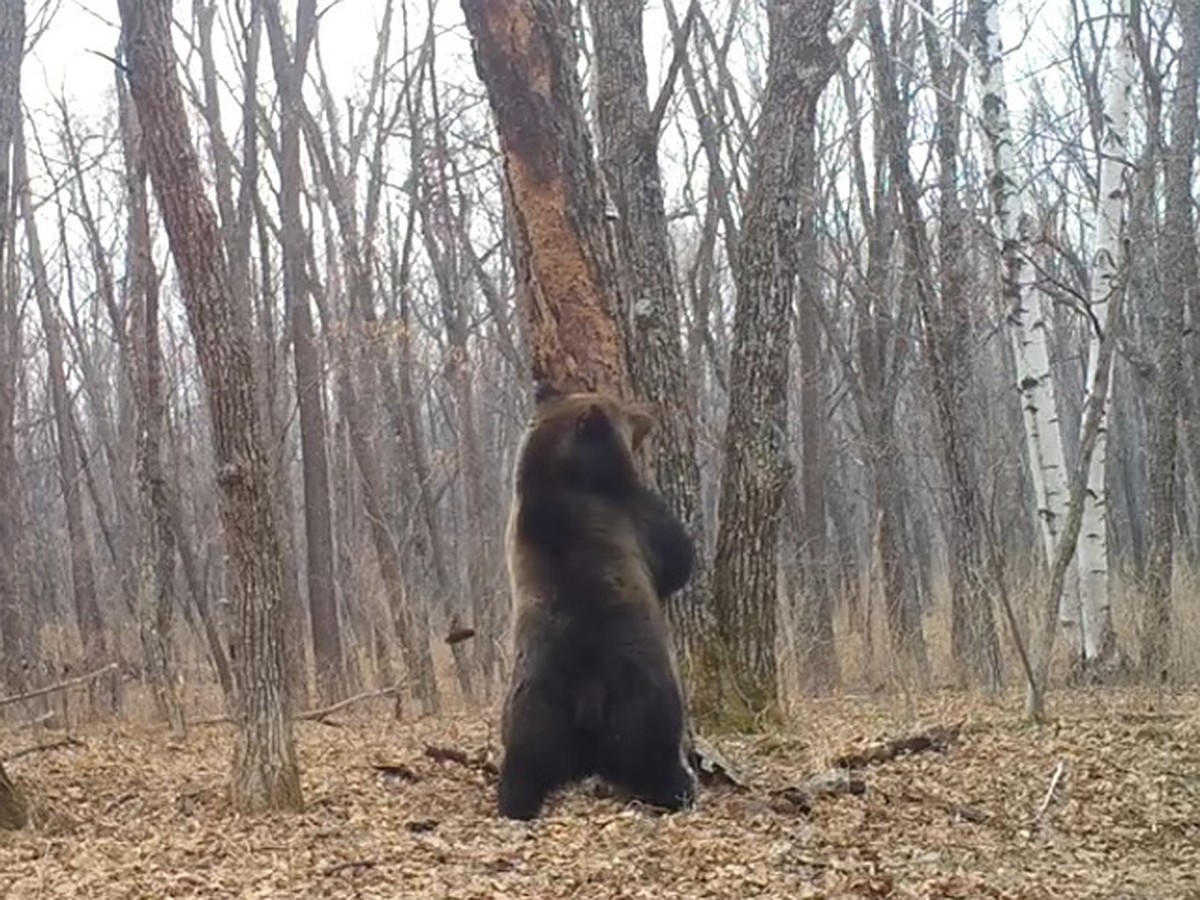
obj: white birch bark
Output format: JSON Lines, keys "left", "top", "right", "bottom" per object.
{"left": 1076, "top": 0, "right": 1134, "bottom": 664}
{"left": 972, "top": 0, "right": 1071, "bottom": 578}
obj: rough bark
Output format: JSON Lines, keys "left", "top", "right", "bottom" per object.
{"left": 461, "top": 0, "right": 628, "bottom": 396}
{"left": 118, "top": 0, "right": 302, "bottom": 812}
{"left": 587, "top": 0, "right": 712, "bottom": 693}
{"left": 709, "top": 0, "right": 839, "bottom": 725}
{"left": 1143, "top": 0, "right": 1199, "bottom": 680}
{"left": 263, "top": 0, "right": 345, "bottom": 704}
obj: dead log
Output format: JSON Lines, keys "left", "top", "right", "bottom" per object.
{"left": 832, "top": 722, "right": 962, "bottom": 769}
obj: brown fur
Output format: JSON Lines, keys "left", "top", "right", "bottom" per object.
{"left": 496, "top": 387, "right": 696, "bottom": 820}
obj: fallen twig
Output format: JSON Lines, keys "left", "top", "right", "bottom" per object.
{"left": 1036, "top": 760, "right": 1066, "bottom": 820}
{"left": 298, "top": 687, "right": 401, "bottom": 723}
{"left": 424, "top": 743, "right": 499, "bottom": 778}
{"left": 832, "top": 722, "right": 963, "bottom": 769}
{"left": 2, "top": 736, "right": 85, "bottom": 762}
{"left": 190, "top": 685, "right": 405, "bottom": 729}
{"left": 0, "top": 664, "right": 118, "bottom": 709}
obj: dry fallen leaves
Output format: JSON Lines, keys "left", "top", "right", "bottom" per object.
{"left": 0, "top": 687, "right": 1196, "bottom": 899}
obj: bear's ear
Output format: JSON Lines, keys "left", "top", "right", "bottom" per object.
{"left": 627, "top": 403, "right": 655, "bottom": 450}
{"left": 533, "top": 379, "right": 562, "bottom": 406}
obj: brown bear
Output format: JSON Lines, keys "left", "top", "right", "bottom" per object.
{"left": 496, "top": 384, "right": 696, "bottom": 820}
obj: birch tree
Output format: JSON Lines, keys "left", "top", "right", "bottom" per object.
{"left": 1075, "top": 0, "right": 1134, "bottom": 672}
{"left": 971, "top": 0, "right": 1072, "bottom": 593}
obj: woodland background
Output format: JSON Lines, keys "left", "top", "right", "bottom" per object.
{"left": 0, "top": 1, "right": 1197, "bottom": 892}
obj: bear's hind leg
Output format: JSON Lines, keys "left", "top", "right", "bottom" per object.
{"left": 498, "top": 691, "right": 583, "bottom": 820}
{"left": 595, "top": 686, "right": 694, "bottom": 813}
{"left": 612, "top": 751, "right": 695, "bottom": 813}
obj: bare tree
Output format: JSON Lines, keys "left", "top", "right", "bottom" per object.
{"left": 0, "top": 0, "right": 25, "bottom": 703}
{"left": 263, "top": 0, "right": 346, "bottom": 704}
{"left": 117, "top": 71, "right": 187, "bottom": 736}
{"left": 587, "top": 0, "right": 711, "bottom": 688}
{"left": 17, "top": 124, "right": 114, "bottom": 713}
{"left": 708, "top": 0, "right": 840, "bottom": 724}
{"left": 1143, "top": 0, "right": 1199, "bottom": 680}
{"left": 118, "top": 0, "right": 302, "bottom": 811}
{"left": 0, "top": 0, "right": 25, "bottom": 829}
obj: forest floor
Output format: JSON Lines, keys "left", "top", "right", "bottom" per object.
{"left": 0, "top": 686, "right": 1196, "bottom": 899}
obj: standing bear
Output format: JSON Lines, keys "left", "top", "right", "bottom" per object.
{"left": 497, "top": 384, "right": 696, "bottom": 820}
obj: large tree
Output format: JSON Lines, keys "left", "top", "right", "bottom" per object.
{"left": 708, "top": 0, "right": 841, "bottom": 724}
{"left": 461, "top": 0, "right": 628, "bottom": 396}
{"left": 118, "top": 0, "right": 302, "bottom": 812}
{"left": 587, "top": 0, "right": 711, "bottom": 690}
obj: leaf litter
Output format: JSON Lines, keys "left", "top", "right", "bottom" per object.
{"left": 1, "top": 687, "right": 1196, "bottom": 899}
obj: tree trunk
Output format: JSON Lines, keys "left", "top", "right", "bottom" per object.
{"left": 1075, "top": 0, "right": 1134, "bottom": 672}
{"left": 795, "top": 126, "right": 838, "bottom": 694}
{"left": 263, "top": 0, "right": 345, "bottom": 704}
{"left": 708, "top": 0, "right": 838, "bottom": 726}
{"left": 1143, "top": 0, "right": 1199, "bottom": 680}
{"left": 461, "top": 0, "right": 628, "bottom": 397}
{"left": 117, "top": 78, "right": 187, "bottom": 737}
{"left": 587, "top": 0, "right": 712, "bottom": 695}
{"left": 118, "top": 0, "right": 302, "bottom": 812}
{"left": 16, "top": 125, "right": 114, "bottom": 714}
{"left": 971, "top": 0, "right": 1074, "bottom": 667}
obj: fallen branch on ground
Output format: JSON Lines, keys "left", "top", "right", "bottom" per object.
{"left": 832, "top": 722, "right": 963, "bottom": 769}
{"left": 1036, "top": 760, "right": 1066, "bottom": 820}
{"left": 191, "top": 685, "right": 404, "bottom": 728}
{"left": 0, "top": 664, "right": 118, "bottom": 709}
{"left": 298, "top": 687, "right": 402, "bottom": 723}
{"left": 2, "top": 736, "right": 85, "bottom": 763}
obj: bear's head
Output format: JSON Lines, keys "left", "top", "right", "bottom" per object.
{"left": 514, "top": 382, "right": 654, "bottom": 496}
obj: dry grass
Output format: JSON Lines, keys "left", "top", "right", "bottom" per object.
{"left": 2, "top": 687, "right": 1197, "bottom": 899}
